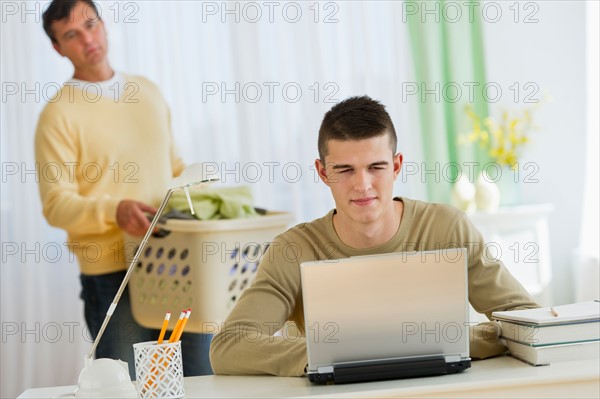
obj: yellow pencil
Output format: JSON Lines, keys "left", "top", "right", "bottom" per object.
{"left": 168, "top": 310, "right": 186, "bottom": 343}
{"left": 174, "top": 309, "right": 191, "bottom": 342}
{"left": 157, "top": 312, "right": 171, "bottom": 344}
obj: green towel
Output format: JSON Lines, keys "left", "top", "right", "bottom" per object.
{"left": 166, "top": 186, "right": 257, "bottom": 220}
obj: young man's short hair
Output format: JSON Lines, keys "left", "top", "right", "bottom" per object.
{"left": 43, "top": 0, "right": 100, "bottom": 43}
{"left": 318, "top": 95, "right": 398, "bottom": 161}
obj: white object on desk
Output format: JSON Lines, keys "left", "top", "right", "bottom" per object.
{"left": 19, "top": 356, "right": 600, "bottom": 399}
{"left": 469, "top": 204, "right": 555, "bottom": 306}
{"left": 74, "top": 359, "right": 136, "bottom": 398}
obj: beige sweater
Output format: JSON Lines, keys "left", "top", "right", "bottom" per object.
{"left": 35, "top": 74, "right": 184, "bottom": 275}
{"left": 210, "top": 198, "right": 539, "bottom": 376}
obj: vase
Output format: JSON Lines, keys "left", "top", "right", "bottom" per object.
{"left": 496, "top": 167, "right": 521, "bottom": 206}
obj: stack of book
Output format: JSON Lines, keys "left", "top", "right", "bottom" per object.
{"left": 492, "top": 301, "right": 600, "bottom": 366}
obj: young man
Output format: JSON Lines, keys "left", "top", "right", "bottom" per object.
{"left": 209, "top": 96, "right": 539, "bottom": 376}
{"left": 36, "top": 0, "right": 211, "bottom": 376}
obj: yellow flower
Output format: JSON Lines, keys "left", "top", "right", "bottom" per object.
{"left": 460, "top": 105, "right": 540, "bottom": 168}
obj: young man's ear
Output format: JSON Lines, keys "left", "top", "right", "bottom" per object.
{"left": 314, "top": 158, "right": 330, "bottom": 186}
{"left": 52, "top": 41, "right": 64, "bottom": 57}
{"left": 393, "top": 152, "right": 403, "bottom": 180}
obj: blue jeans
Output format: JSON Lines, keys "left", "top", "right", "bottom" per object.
{"left": 80, "top": 271, "right": 213, "bottom": 378}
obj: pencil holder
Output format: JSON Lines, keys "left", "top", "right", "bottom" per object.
{"left": 133, "top": 340, "right": 184, "bottom": 399}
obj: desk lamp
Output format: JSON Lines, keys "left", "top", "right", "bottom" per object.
{"left": 74, "top": 163, "right": 219, "bottom": 398}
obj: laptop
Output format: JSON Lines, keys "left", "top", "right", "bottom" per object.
{"left": 300, "top": 248, "right": 471, "bottom": 384}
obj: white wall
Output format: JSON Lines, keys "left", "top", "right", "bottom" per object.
{"left": 481, "top": 0, "right": 588, "bottom": 304}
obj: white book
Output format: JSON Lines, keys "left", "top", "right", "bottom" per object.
{"left": 506, "top": 340, "right": 600, "bottom": 366}
{"left": 497, "top": 320, "right": 600, "bottom": 346}
{"left": 492, "top": 301, "right": 600, "bottom": 325}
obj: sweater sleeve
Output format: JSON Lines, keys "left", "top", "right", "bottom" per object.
{"left": 35, "top": 107, "right": 122, "bottom": 235}
{"left": 210, "top": 235, "right": 307, "bottom": 376}
{"left": 448, "top": 212, "right": 540, "bottom": 359}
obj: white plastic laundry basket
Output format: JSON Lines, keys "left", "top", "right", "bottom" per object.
{"left": 127, "top": 212, "right": 293, "bottom": 333}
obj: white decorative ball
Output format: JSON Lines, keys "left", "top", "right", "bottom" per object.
{"left": 451, "top": 175, "right": 476, "bottom": 213}
{"left": 475, "top": 172, "right": 500, "bottom": 212}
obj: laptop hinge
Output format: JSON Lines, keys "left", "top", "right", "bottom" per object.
{"left": 333, "top": 356, "right": 449, "bottom": 384}
{"left": 444, "top": 354, "right": 462, "bottom": 363}
{"left": 308, "top": 366, "right": 335, "bottom": 384}
{"left": 317, "top": 365, "right": 334, "bottom": 374}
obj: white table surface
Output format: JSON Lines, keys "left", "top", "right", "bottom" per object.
{"left": 19, "top": 356, "right": 600, "bottom": 398}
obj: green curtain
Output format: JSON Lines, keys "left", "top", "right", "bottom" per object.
{"left": 406, "top": 0, "right": 491, "bottom": 203}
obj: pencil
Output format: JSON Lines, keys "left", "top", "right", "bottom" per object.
{"left": 157, "top": 312, "right": 171, "bottom": 344}
{"left": 168, "top": 310, "right": 186, "bottom": 343}
{"left": 550, "top": 307, "right": 559, "bottom": 317}
{"left": 146, "top": 312, "right": 172, "bottom": 390}
{"left": 174, "top": 309, "right": 191, "bottom": 342}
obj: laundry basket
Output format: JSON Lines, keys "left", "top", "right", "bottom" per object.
{"left": 126, "top": 212, "right": 294, "bottom": 333}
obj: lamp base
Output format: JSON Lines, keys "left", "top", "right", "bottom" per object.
{"left": 74, "top": 357, "right": 137, "bottom": 398}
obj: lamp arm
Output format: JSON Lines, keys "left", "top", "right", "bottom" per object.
{"left": 86, "top": 188, "right": 176, "bottom": 359}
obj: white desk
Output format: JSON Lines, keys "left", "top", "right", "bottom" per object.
{"left": 19, "top": 356, "right": 600, "bottom": 398}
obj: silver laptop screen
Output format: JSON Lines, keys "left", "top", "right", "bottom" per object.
{"left": 301, "top": 248, "right": 470, "bottom": 371}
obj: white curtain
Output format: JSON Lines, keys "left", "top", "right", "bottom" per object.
{"left": 1, "top": 2, "right": 421, "bottom": 397}
{"left": 575, "top": 0, "right": 600, "bottom": 302}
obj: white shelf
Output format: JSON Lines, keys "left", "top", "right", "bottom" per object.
{"left": 469, "top": 204, "right": 555, "bottom": 305}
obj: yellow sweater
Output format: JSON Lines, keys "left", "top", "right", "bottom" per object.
{"left": 209, "top": 198, "right": 539, "bottom": 376}
{"left": 35, "top": 74, "right": 184, "bottom": 275}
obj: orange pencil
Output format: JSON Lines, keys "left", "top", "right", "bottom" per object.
{"left": 157, "top": 312, "right": 171, "bottom": 344}
{"left": 168, "top": 310, "right": 186, "bottom": 343}
{"left": 174, "top": 309, "right": 191, "bottom": 342}
{"left": 146, "top": 312, "right": 172, "bottom": 391}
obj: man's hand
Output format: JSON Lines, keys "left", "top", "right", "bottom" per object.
{"left": 116, "top": 200, "right": 158, "bottom": 237}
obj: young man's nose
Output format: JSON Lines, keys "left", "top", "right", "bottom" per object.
{"left": 352, "top": 170, "right": 372, "bottom": 192}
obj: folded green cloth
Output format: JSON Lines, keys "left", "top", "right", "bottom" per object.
{"left": 166, "top": 186, "right": 257, "bottom": 220}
